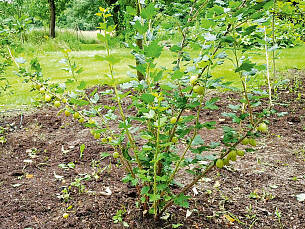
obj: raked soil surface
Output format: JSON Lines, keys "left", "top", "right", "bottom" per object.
{"left": 0, "top": 71, "right": 305, "bottom": 229}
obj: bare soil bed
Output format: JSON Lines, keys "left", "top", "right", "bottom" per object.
{"left": 0, "top": 72, "right": 305, "bottom": 229}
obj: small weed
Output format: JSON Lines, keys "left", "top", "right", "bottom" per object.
{"left": 0, "top": 126, "right": 7, "bottom": 144}
{"left": 172, "top": 223, "right": 183, "bottom": 228}
{"left": 246, "top": 204, "right": 257, "bottom": 219}
{"left": 70, "top": 174, "right": 91, "bottom": 194}
{"left": 275, "top": 208, "right": 284, "bottom": 229}
{"left": 113, "top": 206, "right": 129, "bottom": 227}
{"left": 293, "top": 146, "right": 305, "bottom": 161}
{"left": 58, "top": 162, "right": 76, "bottom": 169}
{"left": 57, "top": 187, "right": 71, "bottom": 202}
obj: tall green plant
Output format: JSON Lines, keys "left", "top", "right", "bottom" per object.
{"left": 12, "top": 0, "right": 275, "bottom": 221}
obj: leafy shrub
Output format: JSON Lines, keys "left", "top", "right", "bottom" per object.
{"left": 13, "top": 1, "right": 277, "bottom": 222}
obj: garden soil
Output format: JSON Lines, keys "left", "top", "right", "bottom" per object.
{"left": 0, "top": 71, "right": 304, "bottom": 229}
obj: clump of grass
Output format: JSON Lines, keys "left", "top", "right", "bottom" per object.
{"left": 15, "top": 28, "right": 124, "bottom": 54}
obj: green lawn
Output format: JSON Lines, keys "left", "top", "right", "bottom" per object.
{"left": 1, "top": 45, "right": 305, "bottom": 109}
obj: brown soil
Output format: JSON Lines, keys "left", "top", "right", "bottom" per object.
{"left": 0, "top": 71, "right": 305, "bottom": 229}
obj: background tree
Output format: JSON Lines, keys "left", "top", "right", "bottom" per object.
{"left": 48, "top": 0, "right": 56, "bottom": 38}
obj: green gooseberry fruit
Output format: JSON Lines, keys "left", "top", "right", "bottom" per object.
{"left": 193, "top": 85, "right": 204, "bottom": 95}
{"left": 94, "top": 133, "right": 101, "bottom": 140}
{"left": 249, "top": 138, "right": 257, "bottom": 147}
{"left": 171, "top": 136, "right": 178, "bottom": 143}
{"left": 73, "top": 112, "right": 80, "bottom": 119}
{"left": 39, "top": 87, "right": 46, "bottom": 93}
{"left": 64, "top": 110, "right": 71, "bottom": 117}
{"left": 216, "top": 159, "right": 224, "bottom": 168}
{"left": 236, "top": 150, "right": 245, "bottom": 157}
{"left": 190, "top": 75, "right": 198, "bottom": 85}
{"left": 241, "top": 137, "right": 249, "bottom": 145}
{"left": 170, "top": 117, "right": 177, "bottom": 124}
{"left": 54, "top": 101, "right": 61, "bottom": 108}
{"left": 113, "top": 152, "right": 119, "bottom": 159}
{"left": 45, "top": 94, "right": 51, "bottom": 102}
{"left": 257, "top": 122, "right": 268, "bottom": 133}
{"left": 228, "top": 150, "right": 237, "bottom": 161}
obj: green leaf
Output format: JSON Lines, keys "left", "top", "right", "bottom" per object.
{"left": 172, "top": 224, "right": 183, "bottom": 228}
{"left": 149, "top": 194, "right": 161, "bottom": 202}
{"left": 222, "top": 112, "right": 241, "bottom": 123}
{"left": 242, "top": 25, "right": 258, "bottom": 36}
{"left": 160, "top": 82, "right": 178, "bottom": 90}
{"left": 30, "top": 58, "right": 41, "bottom": 71}
{"left": 222, "top": 126, "right": 238, "bottom": 144}
{"left": 77, "top": 80, "right": 86, "bottom": 90}
{"left": 152, "top": 70, "right": 163, "bottom": 82}
{"left": 90, "top": 93, "right": 99, "bottom": 104}
{"left": 143, "top": 109, "right": 155, "bottom": 119}
{"left": 170, "top": 45, "right": 181, "bottom": 52}
{"left": 277, "top": 112, "right": 288, "bottom": 117}
{"left": 80, "top": 144, "right": 85, "bottom": 153}
{"left": 126, "top": 6, "right": 137, "bottom": 15}
{"left": 70, "top": 98, "right": 89, "bottom": 106}
{"left": 100, "top": 152, "right": 110, "bottom": 159}
{"left": 235, "top": 60, "right": 255, "bottom": 72}
{"left": 203, "top": 154, "right": 217, "bottom": 161}
{"left": 134, "top": 20, "right": 148, "bottom": 34}
{"left": 97, "top": 22, "right": 107, "bottom": 30}
{"left": 97, "top": 33, "right": 106, "bottom": 42}
{"left": 142, "top": 145, "right": 152, "bottom": 151}
{"left": 203, "top": 32, "right": 217, "bottom": 41}
{"left": 106, "top": 25, "right": 116, "bottom": 33}
{"left": 140, "top": 93, "right": 155, "bottom": 103}
{"left": 141, "top": 186, "right": 150, "bottom": 195}
{"left": 228, "top": 104, "right": 240, "bottom": 111}
{"left": 141, "top": 3, "right": 157, "bottom": 19}
{"left": 95, "top": 54, "right": 120, "bottom": 65}
{"left": 204, "top": 98, "right": 219, "bottom": 110}
{"left": 174, "top": 193, "right": 190, "bottom": 208}
{"left": 192, "top": 135, "right": 205, "bottom": 146}
{"left": 186, "top": 101, "right": 200, "bottom": 109}
{"left": 212, "top": 5, "right": 224, "bottom": 14}
{"left": 202, "top": 121, "right": 217, "bottom": 129}
{"left": 140, "top": 134, "right": 153, "bottom": 140}
{"left": 171, "top": 70, "right": 184, "bottom": 80}
{"left": 144, "top": 42, "right": 163, "bottom": 58}
{"left": 16, "top": 57, "right": 26, "bottom": 64}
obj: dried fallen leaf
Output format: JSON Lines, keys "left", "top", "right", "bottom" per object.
{"left": 100, "top": 187, "right": 112, "bottom": 196}
{"left": 23, "top": 159, "right": 33, "bottom": 163}
{"left": 160, "top": 212, "right": 170, "bottom": 220}
{"left": 214, "top": 181, "right": 220, "bottom": 188}
{"left": 296, "top": 193, "right": 305, "bottom": 202}
{"left": 53, "top": 172, "right": 64, "bottom": 180}
{"left": 192, "top": 187, "right": 198, "bottom": 196}
{"left": 26, "top": 149, "right": 32, "bottom": 154}
{"left": 12, "top": 183, "right": 22, "bottom": 188}
{"left": 26, "top": 174, "right": 34, "bottom": 179}
{"left": 186, "top": 209, "right": 192, "bottom": 219}
{"left": 61, "top": 145, "right": 70, "bottom": 154}
{"left": 269, "top": 184, "right": 278, "bottom": 189}
{"left": 224, "top": 214, "right": 235, "bottom": 223}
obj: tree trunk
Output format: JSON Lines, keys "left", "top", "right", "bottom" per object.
{"left": 48, "top": 0, "right": 56, "bottom": 38}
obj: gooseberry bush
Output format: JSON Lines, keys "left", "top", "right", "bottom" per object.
{"left": 13, "top": 0, "right": 275, "bottom": 221}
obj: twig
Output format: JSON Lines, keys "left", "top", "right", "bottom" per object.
{"left": 156, "top": 117, "right": 264, "bottom": 219}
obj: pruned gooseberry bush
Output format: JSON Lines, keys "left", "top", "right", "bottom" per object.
{"left": 14, "top": 1, "right": 274, "bottom": 221}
